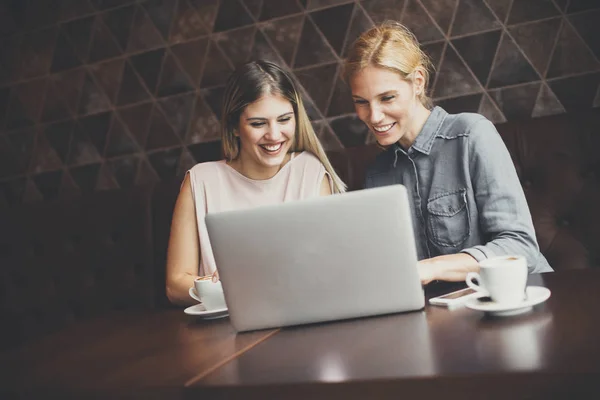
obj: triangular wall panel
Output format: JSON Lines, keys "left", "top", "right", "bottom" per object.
{"left": 567, "top": 10, "right": 600, "bottom": 62}
{"left": 186, "top": 95, "right": 220, "bottom": 144}
{"left": 296, "top": 63, "right": 338, "bottom": 113}
{"left": 450, "top": 0, "right": 500, "bottom": 37}
{"left": 248, "top": 29, "right": 286, "bottom": 66}
{"left": 508, "top": 18, "right": 561, "bottom": 77}
{"left": 402, "top": 0, "right": 444, "bottom": 43}
{"left": 489, "top": 82, "right": 542, "bottom": 120}
{"left": 127, "top": 5, "right": 165, "bottom": 52}
{"left": 434, "top": 46, "right": 482, "bottom": 98}
{"left": 478, "top": 93, "right": 506, "bottom": 124}
{"left": 361, "top": 0, "right": 406, "bottom": 26}
{"left": 488, "top": 33, "right": 540, "bottom": 88}
{"left": 532, "top": 83, "right": 565, "bottom": 118}
{"left": 143, "top": 0, "right": 177, "bottom": 40}
{"left": 102, "top": 5, "right": 135, "bottom": 51}
{"left": 311, "top": 3, "right": 354, "bottom": 55}
{"left": 215, "top": 26, "right": 256, "bottom": 67}
{"left": 104, "top": 118, "right": 139, "bottom": 158}
{"left": 420, "top": 0, "right": 457, "bottom": 35}
{"left": 261, "top": 16, "right": 304, "bottom": 66}
{"left": 3, "top": 0, "right": 600, "bottom": 202}
{"left": 546, "top": 20, "right": 600, "bottom": 78}
{"left": 294, "top": 18, "right": 336, "bottom": 68}
{"left": 169, "top": 0, "right": 209, "bottom": 44}
{"left": 171, "top": 37, "right": 210, "bottom": 85}
{"left": 452, "top": 30, "right": 502, "bottom": 86}
{"left": 89, "top": 58, "right": 125, "bottom": 105}
{"left": 118, "top": 102, "right": 153, "bottom": 148}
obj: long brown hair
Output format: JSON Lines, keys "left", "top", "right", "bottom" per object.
{"left": 343, "top": 21, "right": 434, "bottom": 109}
{"left": 221, "top": 60, "right": 346, "bottom": 193}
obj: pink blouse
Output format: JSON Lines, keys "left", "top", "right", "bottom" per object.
{"left": 186, "top": 151, "right": 330, "bottom": 276}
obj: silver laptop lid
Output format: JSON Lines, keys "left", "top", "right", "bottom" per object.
{"left": 205, "top": 185, "right": 424, "bottom": 332}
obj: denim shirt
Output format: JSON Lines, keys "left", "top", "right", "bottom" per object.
{"left": 365, "top": 107, "right": 552, "bottom": 273}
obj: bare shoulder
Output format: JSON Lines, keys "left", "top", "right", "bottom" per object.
{"left": 184, "top": 161, "right": 228, "bottom": 189}
{"left": 175, "top": 173, "right": 194, "bottom": 209}
{"left": 178, "top": 161, "right": 223, "bottom": 204}
{"left": 187, "top": 160, "right": 226, "bottom": 176}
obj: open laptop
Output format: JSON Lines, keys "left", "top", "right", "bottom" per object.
{"left": 205, "top": 184, "right": 424, "bottom": 332}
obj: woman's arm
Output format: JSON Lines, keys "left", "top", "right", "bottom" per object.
{"left": 166, "top": 174, "right": 201, "bottom": 306}
{"left": 320, "top": 174, "right": 333, "bottom": 196}
{"left": 461, "top": 119, "right": 543, "bottom": 269}
{"left": 419, "top": 118, "right": 544, "bottom": 284}
{"left": 418, "top": 253, "right": 479, "bottom": 285}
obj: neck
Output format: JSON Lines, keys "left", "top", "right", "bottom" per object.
{"left": 229, "top": 153, "right": 292, "bottom": 180}
{"left": 397, "top": 104, "right": 431, "bottom": 149}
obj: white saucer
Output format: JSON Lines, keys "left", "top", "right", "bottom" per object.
{"left": 465, "top": 286, "right": 551, "bottom": 317}
{"left": 184, "top": 303, "right": 229, "bottom": 319}
{"left": 186, "top": 287, "right": 228, "bottom": 319}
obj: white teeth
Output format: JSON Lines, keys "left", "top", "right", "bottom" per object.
{"left": 261, "top": 143, "right": 283, "bottom": 151}
{"left": 373, "top": 123, "right": 394, "bottom": 132}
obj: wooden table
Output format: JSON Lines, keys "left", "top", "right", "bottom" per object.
{"left": 2, "top": 270, "right": 600, "bottom": 399}
{"left": 0, "top": 309, "right": 278, "bottom": 399}
{"left": 192, "top": 270, "right": 600, "bottom": 399}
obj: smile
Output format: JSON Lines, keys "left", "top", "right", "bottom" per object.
{"left": 259, "top": 142, "right": 284, "bottom": 154}
{"left": 372, "top": 123, "right": 396, "bottom": 133}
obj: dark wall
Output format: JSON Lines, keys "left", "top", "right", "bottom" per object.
{"left": 1, "top": 0, "right": 599, "bottom": 205}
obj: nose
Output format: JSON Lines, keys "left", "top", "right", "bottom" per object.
{"left": 264, "top": 123, "right": 283, "bottom": 141}
{"left": 368, "top": 104, "right": 384, "bottom": 125}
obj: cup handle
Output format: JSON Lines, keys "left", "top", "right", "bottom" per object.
{"left": 465, "top": 272, "right": 486, "bottom": 294}
{"left": 189, "top": 287, "right": 202, "bottom": 303}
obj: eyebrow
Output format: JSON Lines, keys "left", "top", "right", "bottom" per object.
{"left": 246, "top": 111, "right": 294, "bottom": 121}
{"left": 352, "top": 90, "right": 398, "bottom": 99}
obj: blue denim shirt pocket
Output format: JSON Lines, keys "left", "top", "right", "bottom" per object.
{"left": 427, "top": 189, "right": 470, "bottom": 248}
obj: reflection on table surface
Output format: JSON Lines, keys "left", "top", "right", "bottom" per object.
{"left": 2, "top": 270, "right": 600, "bottom": 400}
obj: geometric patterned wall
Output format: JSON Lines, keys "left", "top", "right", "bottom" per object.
{"left": 0, "top": 0, "right": 599, "bottom": 206}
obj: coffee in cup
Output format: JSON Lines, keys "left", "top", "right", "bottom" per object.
{"left": 466, "top": 255, "right": 528, "bottom": 305}
{"left": 194, "top": 276, "right": 226, "bottom": 310}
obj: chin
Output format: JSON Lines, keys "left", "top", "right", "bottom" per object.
{"left": 374, "top": 136, "right": 398, "bottom": 147}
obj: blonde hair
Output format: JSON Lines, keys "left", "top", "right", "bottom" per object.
{"left": 343, "top": 21, "right": 434, "bottom": 109}
{"left": 221, "top": 60, "right": 346, "bottom": 193}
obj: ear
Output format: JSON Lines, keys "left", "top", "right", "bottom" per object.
{"left": 412, "top": 67, "right": 426, "bottom": 95}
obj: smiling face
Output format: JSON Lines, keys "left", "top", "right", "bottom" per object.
{"left": 350, "top": 65, "right": 426, "bottom": 148}
{"left": 235, "top": 92, "right": 296, "bottom": 178}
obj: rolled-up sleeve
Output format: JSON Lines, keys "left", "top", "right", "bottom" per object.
{"left": 460, "top": 119, "right": 547, "bottom": 272}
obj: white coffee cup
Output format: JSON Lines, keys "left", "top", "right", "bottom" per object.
{"left": 466, "top": 255, "right": 528, "bottom": 305}
{"left": 193, "top": 277, "right": 226, "bottom": 310}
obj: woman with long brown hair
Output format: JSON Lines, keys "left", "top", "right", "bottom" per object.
{"left": 166, "top": 60, "right": 346, "bottom": 306}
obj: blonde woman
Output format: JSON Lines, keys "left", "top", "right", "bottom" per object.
{"left": 166, "top": 60, "right": 346, "bottom": 306}
{"left": 344, "top": 21, "right": 551, "bottom": 285}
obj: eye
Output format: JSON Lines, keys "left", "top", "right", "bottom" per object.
{"left": 353, "top": 99, "right": 368, "bottom": 105}
{"left": 278, "top": 117, "right": 292, "bottom": 124}
{"left": 250, "top": 122, "right": 266, "bottom": 128}
{"left": 381, "top": 95, "right": 395, "bottom": 102}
